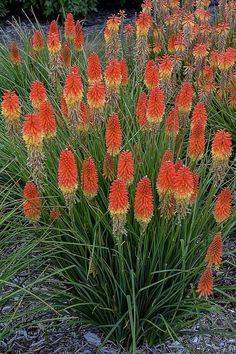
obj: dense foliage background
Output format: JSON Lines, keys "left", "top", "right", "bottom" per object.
{"left": 0, "top": 0, "right": 141, "bottom": 18}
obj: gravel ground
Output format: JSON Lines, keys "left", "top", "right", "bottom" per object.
{"left": 0, "top": 236, "right": 235, "bottom": 354}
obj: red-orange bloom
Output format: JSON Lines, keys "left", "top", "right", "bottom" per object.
{"left": 1, "top": 91, "right": 21, "bottom": 122}
{"left": 136, "top": 92, "right": 147, "bottom": 128}
{"left": 63, "top": 65, "right": 83, "bottom": 108}
{"left": 147, "top": 87, "right": 165, "bottom": 125}
{"left": 60, "top": 96, "right": 68, "bottom": 119}
{"left": 31, "top": 31, "right": 44, "bottom": 52}
{"left": 159, "top": 55, "right": 173, "bottom": 81}
{"left": 22, "top": 113, "right": 44, "bottom": 149}
{"left": 212, "top": 129, "right": 232, "bottom": 162}
{"left": 217, "top": 48, "right": 236, "bottom": 71}
{"left": 103, "top": 153, "right": 115, "bottom": 180}
{"left": 117, "top": 151, "right": 134, "bottom": 186}
{"left": 196, "top": 267, "right": 213, "bottom": 299}
{"left": 174, "top": 166, "right": 194, "bottom": 202}
{"left": 61, "top": 42, "right": 71, "bottom": 68}
{"left": 47, "top": 20, "right": 61, "bottom": 54}
{"left": 168, "top": 35, "right": 176, "bottom": 54}
{"left": 30, "top": 80, "right": 47, "bottom": 110}
{"left": 106, "top": 15, "right": 121, "bottom": 32}
{"left": 205, "top": 233, "right": 223, "bottom": 268}
{"left": 10, "top": 41, "right": 21, "bottom": 65}
{"left": 124, "top": 24, "right": 134, "bottom": 35}
{"left": 23, "top": 181, "right": 41, "bottom": 223}
{"left": 188, "top": 121, "right": 205, "bottom": 161}
{"left": 144, "top": 60, "right": 159, "bottom": 90}
{"left": 74, "top": 21, "right": 84, "bottom": 52}
{"left": 78, "top": 101, "right": 91, "bottom": 132}
{"left": 58, "top": 148, "right": 78, "bottom": 195}
{"left": 108, "top": 179, "right": 129, "bottom": 217}
{"left": 153, "top": 41, "right": 162, "bottom": 55}
{"left": 176, "top": 81, "right": 193, "bottom": 116}
{"left": 105, "top": 59, "right": 122, "bottom": 89}
{"left": 165, "top": 107, "right": 179, "bottom": 136}
{"left": 162, "top": 149, "right": 173, "bottom": 163}
{"left": 156, "top": 160, "right": 176, "bottom": 197}
{"left": 120, "top": 59, "right": 128, "bottom": 86}
{"left": 39, "top": 100, "right": 56, "bottom": 139}
{"left": 136, "top": 13, "right": 152, "bottom": 37}
{"left": 87, "top": 82, "right": 106, "bottom": 110}
{"left": 213, "top": 188, "right": 232, "bottom": 223}
{"left": 134, "top": 176, "right": 154, "bottom": 225}
{"left": 81, "top": 157, "right": 98, "bottom": 198}
{"left": 87, "top": 52, "right": 102, "bottom": 84}
{"left": 209, "top": 50, "right": 219, "bottom": 68}
{"left": 141, "top": 0, "right": 152, "bottom": 13}
{"left": 105, "top": 113, "right": 122, "bottom": 156}
{"left": 50, "top": 208, "right": 61, "bottom": 220}
{"left": 64, "top": 13, "right": 75, "bottom": 39}
{"left": 193, "top": 43, "right": 209, "bottom": 59}
{"left": 191, "top": 102, "right": 207, "bottom": 128}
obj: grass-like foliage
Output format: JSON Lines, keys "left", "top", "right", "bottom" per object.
{"left": 0, "top": 1, "right": 236, "bottom": 351}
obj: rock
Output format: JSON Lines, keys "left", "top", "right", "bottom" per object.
{"left": 84, "top": 331, "right": 101, "bottom": 347}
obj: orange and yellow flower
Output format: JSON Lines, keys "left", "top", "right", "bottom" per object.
{"left": 188, "top": 121, "right": 205, "bottom": 161}
{"left": 108, "top": 179, "right": 129, "bottom": 217}
{"left": 134, "top": 176, "right": 154, "bottom": 225}
{"left": 120, "top": 59, "right": 128, "bottom": 86}
{"left": 63, "top": 65, "right": 83, "bottom": 108}
{"left": 191, "top": 102, "right": 207, "bottom": 128}
{"left": 74, "top": 21, "right": 84, "bottom": 52}
{"left": 22, "top": 113, "right": 44, "bottom": 149}
{"left": 23, "top": 181, "right": 41, "bottom": 223}
{"left": 205, "top": 233, "right": 223, "bottom": 268}
{"left": 136, "top": 13, "right": 152, "bottom": 38}
{"left": 103, "top": 153, "right": 115, "bottom": 181}
{"left": 117, "top": 151, "right": 134, "bottom": 186}
{"left": 165, "top": 106, "right": 179, "bottom": 136}
{"left": 136, "top": 92, "right": 147, "bottom": 128}
{"left": 196, "top": 267, "right": 214, "bottom": 299}
{"left": 31, "top": 31, "right": 44, "bottom": 52}
{"left": 81, "top": 157, "right": 98, "bottom": 199}
{"left": 156, "top": 160, "right": 176, "bottom": 198}
{"left": 58, "top": 148, "right": 78, "bottom": 196}
{"left": 10, "top": 41, "right": 21, "bottom": 65}
{"left": 64, "top": 13, "right": 75, "bottom": 40}
{"left": 105, "top": 113, "right": 122, "bottom": 156}
{"left": 87, "top": 52, "right": 102, "bottom": 84}
{"left": 105, "top": 59, "right": 122, "bottom": 90}
{"left": 212, "top": 129, "right": 232, "bottom": 163}
{"left": 61, "top": 42, "right": 71, "bottom": 68}
{"left": 144, "top": 60, "right": 159, "bottom": 90}
{"left": 30, "top": 81, "right": 47, "bottom": 110}
{"left": 159, "top": 55, "right": 173, "bottom": 82}
{"left": 39, "top": 100, "right": 56, "bottom": 139}
{"left": 47, "top": 20, "right": 61, "bottom": 55}
{"left": 173, "top": 166, "right": 194, "bottom": 203}
{"left": 213, "top": 188, "right": 232, "bottom": 223}
{"left": 87, "top": 82, "right": 106, "bottom": 110}
{"left": 1, "top": 90, "right": 21, "bottom": 122}
{"left": 147, "top": 87, "right": 165, "bottom": 126}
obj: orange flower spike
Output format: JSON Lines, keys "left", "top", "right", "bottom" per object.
{"left": 134, "top": 176, "right": 154, "bottom": 226}
{"left": 78, "top": 101, "right": 91, "bottom": 132}
{"left": 31, "top": 31, "right": 44, "bottom": 52}
{"left": 144, "top": 60, "right": 159, "bottom": 90}
{"left": 159, "top": 55, "right": 173, "bottom": 82}
{"left": 120, "top": 59, "right": 128, "bottom": 86}
{"left": 141, "top": 0, "right": 153, "bottom": 14}
{"left": 105, "top": 59, "right": 122, "bottom": 90}
{"left": 87, "top": 82, "right": 106, "bottom": 110}
{"left": 147, "top": 87, "right": 165, "bottom": 126}
{"left": 108, "top": 179, "right": 129, "bottom": 217}
{"left": 136, "top": 13, "right": 152, "bottom": 38}
{"left": 193, "top": 43, "right": 209, "bottom": 60}
{"left": 47, "top": 20, "right": 61, "bottom": 55}
{"left": 153, "top": 41, "right": 162, "bottom": 55}
{"left": 209, "top": 50, "right": 219, "bottom": 68}
{"left": 81, "top": 157, "right": 98, "bottom": 199}
{"left": 63, "top": 65, "right": 83, "bottom": 108}
{"left": 1, "top": 91, "right": 21, "bottom": 122}
{"left": 117, "top": 151, "right": 134, "bottom": 186}
{"left": 190, "top": 172, "right": 199, "bottom": 204}
{"left": 39, "top": 100, "right": 56, "bottom": 139}
{"left": 196, "top": 267, "right": 214, "bottom": 299}
{"left": 136, "top": 92, "right": 148, "bottom": 128}
{"left": 103, "top": 153, "right": 115, "bottom": 181}
{"left": 60, "top": 96, "right": 68, "bottom": 119}
{"left": 64, "top": 13, "right": 75, "bottom": 40}
{"left": 213, "top": 188, "right": 232, "bottom": 223}
{"left": 10, "top": 41, "right": 21, "bottom": 65}
{"left": 61, "top": 42, "right": 71, "bottom": 68}
{"left": 74, "top": 21, "right": 84, "bottom": 52}
{"left": 106, "top": 15, "right": 121, "bottom": 33}
{"left": 87, "top": 52, "right": 102, "bottom": 84}
{"left": 162, "top": 149, "right": 173, "bottom": 163}
{"left": 165, "top": 107, "right": 179, "bottom": 136}
{"left": 50, "top": 208, "right": 61, "bottom": 220}
{"left": 177, "top": 81, "right": 193, "bottom": 117}
{"left": 104, "top": 26, "right": 111, "bottom": 44}
{"left": 191, "top": 102, "right": 207, "bottom": 128}
{"left": 22, "top": 113, "right": 44, "bottom": 149}
{"left": 188, "top": 120, "right": 205, "bottom": 161}
{"left": 205, "top": 233, "right": 223, "bottom": 268}
{"left": 174, "top": 166, "right": 194, "bottom": 203}
{"left": 23, "top": 181, "right": 42, "bottom": 223}
{"left": 156, "top": 160, "right": 176, "bottom": 198}
{"left": 58, "top": 148, "right": 78, "bottom": 197}
{"left": 30, "top": 80, "right": 47, "bottom": 111}
{"left": 212, "top": 129, "right": 232, "bottom": 163}
{"left": 168, "top": 35, "right": 177, "bottom": 54}
{"left": 124, "top": 24, "right": 134, "bottom": 35}
{"left": 105, "top": 113, "right": 122, "bottom": 157}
